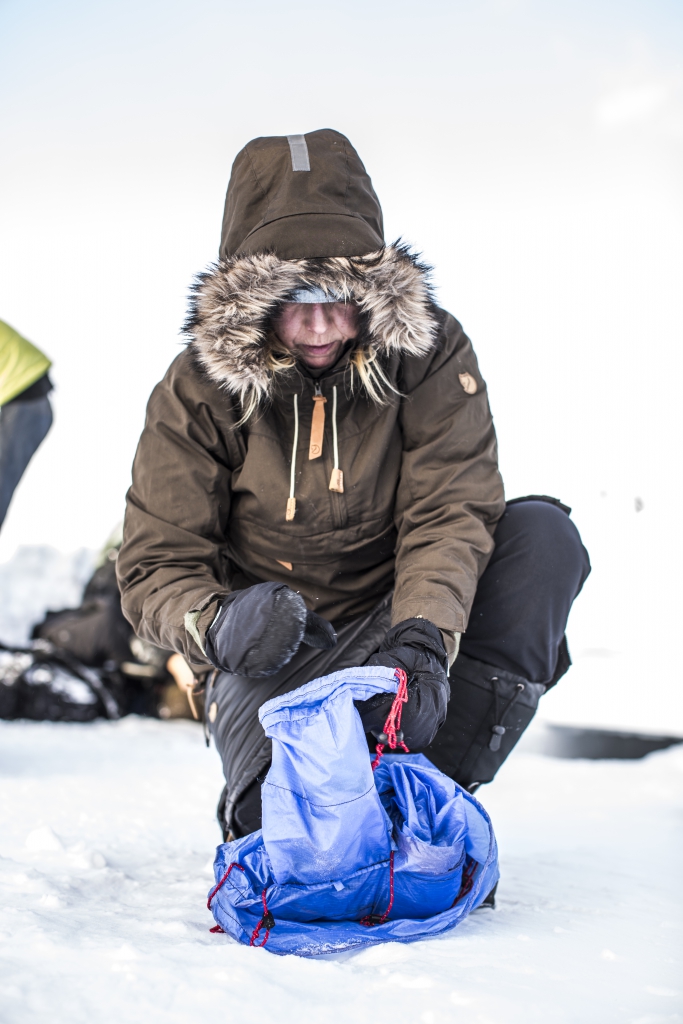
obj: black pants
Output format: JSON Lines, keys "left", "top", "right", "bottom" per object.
{"left": 423, "top": 498, "right": 590, "bottom": 790}
{"left": 461, "top": 498, "right": 590, "bottom": 682}
{"left": 221, "top": 498, "right": 590, "bottom": 837}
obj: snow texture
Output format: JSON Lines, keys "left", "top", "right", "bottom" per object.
{"left": 0, "top": 546, "right": 94, "bottom": 648}
{"left": 1, "top": 549, "right": 681, "bottom": 1019}
{"left": 0, "top": 716, "right": 680, "bottom": 1024}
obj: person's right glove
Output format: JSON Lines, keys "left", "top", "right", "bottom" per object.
{"left": 356, "top": 618, "right": 450, "bottom": 750}
{"left": 204, "top": 582, "right": 337, "bottom": 678}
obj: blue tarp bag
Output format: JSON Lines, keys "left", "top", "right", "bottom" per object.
{"left": 207, "top": 665, "right": 499, "bottom": 956}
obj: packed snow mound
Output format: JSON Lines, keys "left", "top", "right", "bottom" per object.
{"left": 0, "top": 716, "right": 680, "bottom": 1024}
{"left": 0, "top": 545, "right": 94, "bottom": 646}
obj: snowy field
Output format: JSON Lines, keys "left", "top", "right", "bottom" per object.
{"left": 1, "top": 547, "right": 682, "bottom": 1021}
{"left": 0, "top": 715, "right": 680, "bottom": 1024}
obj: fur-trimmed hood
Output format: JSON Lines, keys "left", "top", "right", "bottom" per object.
{"left": 183, "top": 242, "right": 438, "bottom": 407}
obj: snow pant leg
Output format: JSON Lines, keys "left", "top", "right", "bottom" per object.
{"left": 207, "top": 669, "right": 274, "bottom": 841}
{"left": 424, "top": 499, "right": 591, "bottom": 790}
{"left": 232, "top": 776, "right": 267, "bottom": 838}
{"left": 0, "top": 396, "right": 53, "bottom": 528}
{"left": 460, "top": 499, "right": 591, "bottom": 683}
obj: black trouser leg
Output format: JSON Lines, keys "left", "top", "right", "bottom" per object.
{"left": 424, "top": 499, "right": 591, "bottom": 789}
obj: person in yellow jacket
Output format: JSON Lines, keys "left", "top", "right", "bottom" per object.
{"left": 0, "top": 320, "right": 53, "bottom": 529}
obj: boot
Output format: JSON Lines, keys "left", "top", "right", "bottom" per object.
{"left": 423, "top": 653, "right": 546, "bottom": 790}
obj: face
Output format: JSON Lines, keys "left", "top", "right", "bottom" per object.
{"left": 273, "top": 302, "right": 359, "bottom": 370}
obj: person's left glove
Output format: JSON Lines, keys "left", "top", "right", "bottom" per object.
{"left": 356, "top": 618, "right": 450, "bottom": 749}
{"left": 204, "top": 582, "right": 337, "bottom": 678}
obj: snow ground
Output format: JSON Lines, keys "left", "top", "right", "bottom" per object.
{"left": 1, "top": 548, "right": 681, "bottom": 1020}
{"left": 0, "top": 716, "right": 680, "bottom": 1024}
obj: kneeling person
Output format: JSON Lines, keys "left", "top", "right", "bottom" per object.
{"left": 117, "top": 130, "right": 590, "bottom": 841}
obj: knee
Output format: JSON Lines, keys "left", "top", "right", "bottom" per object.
{"left": 497, "top": 500, "right": 590, "bottom": 585}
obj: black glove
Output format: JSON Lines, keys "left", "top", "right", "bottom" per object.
{"left": 357, "top": 618, "right": 450, "bottom": 750}
{"left": 205, "top": 582, "right": 337, "bottom": 678}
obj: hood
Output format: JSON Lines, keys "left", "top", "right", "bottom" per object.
{"left": 184, "top": 130, "right": 438, "bottom": 408}
{"left": 220, "top": 129, "right": 383, "bottom": 260}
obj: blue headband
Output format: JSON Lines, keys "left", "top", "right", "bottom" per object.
{"left": 285, "top": 286, "right": 343, "bottom": 304}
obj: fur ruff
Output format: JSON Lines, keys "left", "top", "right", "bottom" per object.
{"left": 183, "top": 242, "right": 437, "bottom": 407}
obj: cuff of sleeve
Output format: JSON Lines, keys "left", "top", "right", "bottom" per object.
{"left": 439, "top": 629, "right": 461, "bottom": 668}
{"left": 391, "top": 597, "right": 467, "bottom": 635}
{"left": 184, "top": 594, "right": 225, "bottom": 660}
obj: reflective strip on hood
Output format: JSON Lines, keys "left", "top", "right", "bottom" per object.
{"left": 287, "top": 134, "right": 310, "bottom": 172}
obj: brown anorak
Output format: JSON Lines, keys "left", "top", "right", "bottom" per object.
{"left": 117, "top": 130, "right": 505, "bottom": 668}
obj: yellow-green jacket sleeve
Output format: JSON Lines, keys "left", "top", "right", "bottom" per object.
{"left": 0, "top": 320, "right": 52, "bottom": 406}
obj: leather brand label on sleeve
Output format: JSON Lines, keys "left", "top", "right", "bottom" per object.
{"left": 458, "top": 372, "right": 477, "bottom": 395}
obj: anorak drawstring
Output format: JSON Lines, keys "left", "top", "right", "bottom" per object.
{"left": 286, "top": 394, "right": 299, "bottom": 521}
{"left": 286, "top": 385, "right": 344, "bottom": 520}
{"left": 329, "top": 385, "right": 344, "bottom": 493}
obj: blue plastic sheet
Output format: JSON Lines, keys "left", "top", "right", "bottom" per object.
{"left": 208, "top": 666, "right": 499, "bottom": 956}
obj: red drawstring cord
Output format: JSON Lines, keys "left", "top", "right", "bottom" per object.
{"left": 207, "top": 862, "right": 275, "bottom": 946}
{"left": 361, "top": 667, "right": 410, "bottom": 926}
{"left": 360, "top": 851, "right": 395, "bottom": 927}
{"left": 211, "top": 669, "right": 409, "bottom": 941}
{"left": 207, "top": 861, "right": 245, "bottom": 934}
{"left": 451, "top": 857, "right": 478, "bottom": 907}
{"left": 207, "top": 861, "right": 244, "bottom": 910}
{"left": 249, "top": 889, "right": 275, "bottom": 947}
{"left": 370, "top": 667, "right": 409, "bottom": 770}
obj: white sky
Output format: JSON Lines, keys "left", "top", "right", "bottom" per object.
{"left": 1, "top": 0, "right": 682, "bottom": 726}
